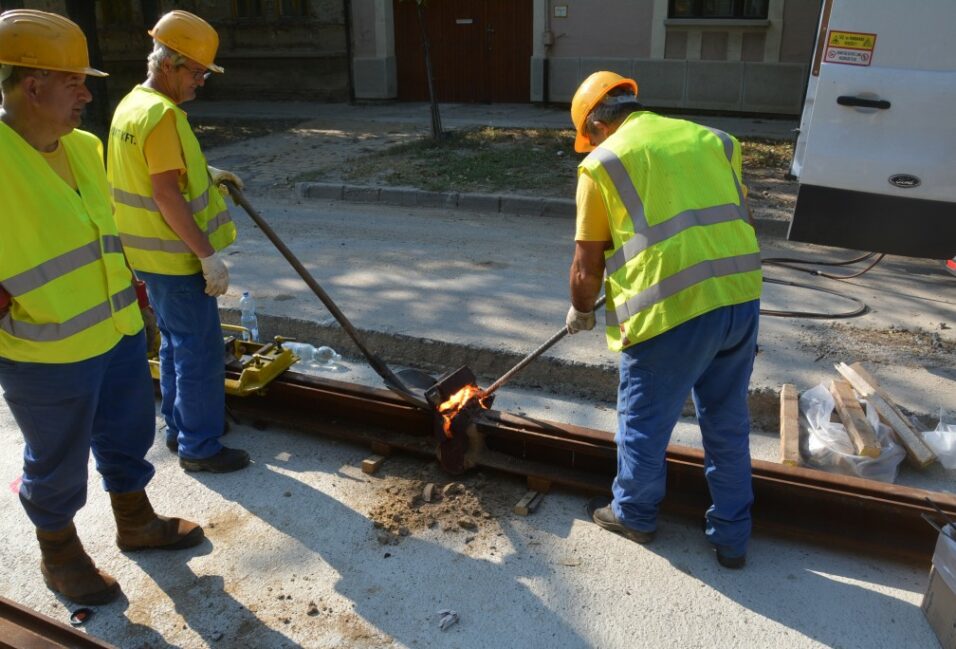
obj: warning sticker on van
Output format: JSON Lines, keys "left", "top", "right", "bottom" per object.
{"left": 824, "top": 31, "right": 876, "bottom": 67}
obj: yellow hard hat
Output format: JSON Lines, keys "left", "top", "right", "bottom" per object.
{"left": 0, "top": 9, "right": 107, "bottom": 77}
{"left": 148, "top": 10, "right": 223, "bottom": 74}
{"left": 570, "top": 71, "right": 638, "bottom": 153}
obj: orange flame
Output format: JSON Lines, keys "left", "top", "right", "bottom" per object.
{"left": 437, "top": 384, "right": 486, "bottom": 438}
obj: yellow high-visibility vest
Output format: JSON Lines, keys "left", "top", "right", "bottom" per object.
{"left": 107, "top": 85, "right": 236, "bottom": 275}
{"left": 579, "top": 112, "right": 762, "bottom": 351}
{"left": 0, "top": 125, "right": 143, "bottom": 363}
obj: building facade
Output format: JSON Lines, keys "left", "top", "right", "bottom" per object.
{"left": 2, "top": 0, "right": 821, "bottom": 114}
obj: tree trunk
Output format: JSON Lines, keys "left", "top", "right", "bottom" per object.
{"left": 415, "top": 2, "right": 443, "bottom": 141}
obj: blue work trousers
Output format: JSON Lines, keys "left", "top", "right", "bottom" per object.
{"left": 138, "top": 271, "right": 224, "bottom": 460}
{"left": 0, "top": 333, "right": 155, "bottom": 531}
{"left": 612, "top": 300, "right": 760, "bottom": 557}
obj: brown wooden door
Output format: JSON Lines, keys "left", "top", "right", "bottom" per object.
{"left": 393, "top": 0, "right": 532, "bottom": 103}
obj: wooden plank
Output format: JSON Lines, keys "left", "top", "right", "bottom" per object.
{"left": 779, "top": 384, "right": 802, "bottom": 466}
{"left": 835, "top": 363, "right": 936, "bottom": 468}
{"left": 513, "top": 490, "right": 544, "bottom": 516}
{"left": 361, "top": 454, "right": 387, "bottom": 474}
{"left": 829, "top": 379, "right": 881, "bottom": 458}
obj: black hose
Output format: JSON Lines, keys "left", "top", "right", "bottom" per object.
{"left": 763, "top": 252, "right": 886, "bottom": 280}
{"left": 760, "top": 277, "right": 868, "bottom": 319}
{"left": 759, "top": 251, "right": 882, "bottom": 319}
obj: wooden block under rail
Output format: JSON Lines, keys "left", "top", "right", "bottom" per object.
{"left": 369, "top": 441, "right": 393, "bottom": 457}
{"left": 514, "top": 490, "right": 544, "bottom": 516}
{"left": 527, "top": 476, "right": 552, "bottom": 493}
{"left": 361, "top": 454, "right": 387, "bottom": 475}
{"left": 779, "top": 384, "right": 801, "bottom": 466}
{"left": 829, "top": 379, "right": 881, "bottom": 458}
{"left": 835, "top": 362, "right": 935, "bottom": 468}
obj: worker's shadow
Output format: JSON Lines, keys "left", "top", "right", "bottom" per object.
{"left": 629, "top": 514, "right": 935, "bottom": 647}
{"left": 117, "top": 538, "right": 294, "bottom": 648}
{"left": 192, "top": 438, "right": 593, "bottom": 649}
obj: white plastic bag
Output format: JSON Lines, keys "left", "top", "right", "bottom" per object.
{"left": 799, "top": 384, "right": 906, "bottom": 483}
{"left": 922, "top": 409, "right": 956, "bottom": 470}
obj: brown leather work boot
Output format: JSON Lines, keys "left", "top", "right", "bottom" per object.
{"left": 36, "top": 523, "right": 121, "bottom": 605}
{"left": 110, "top": 490, "right": 204, "bottom": 551}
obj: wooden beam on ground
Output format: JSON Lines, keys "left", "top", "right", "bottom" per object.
{"left": 835, "top": 363, "right": 936, "bottom": 469}
{"left": 830, "top": 379, "right": 881, "bottom": 458}
{"left": 779, "top": 384, "right": 802, "bottom": 466}
{"left": 514, "top": 490, "right": 544, "bottom": 516}
{"left": 361, "top": 454, "right": 387, "bottom": 474}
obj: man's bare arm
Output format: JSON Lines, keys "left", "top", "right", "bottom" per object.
{"left": 150, "top": 170, "right": 214, "bottom": 258}
{"left": 569, "top": 240, "right": 609, "bottom": 311}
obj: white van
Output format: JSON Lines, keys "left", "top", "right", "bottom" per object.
{"left": 787, "top": 0, "right": 955, "bottom": 260}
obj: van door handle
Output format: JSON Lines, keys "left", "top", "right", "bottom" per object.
{"left": 837, "top": 95, "right": 891, "bottom": 109}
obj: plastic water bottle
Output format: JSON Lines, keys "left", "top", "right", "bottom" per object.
{"left": 239, "top": 292, "right": 259, "bottom": 341}
{"left": 284, "top": 342, "right": 341, "bottom": 368}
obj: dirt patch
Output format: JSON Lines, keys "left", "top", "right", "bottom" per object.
{"left": 798, "top": 323, "right": 954, "bottom": 367}
{"left": 366, "top": 461, "right": 524, "bottom": 547}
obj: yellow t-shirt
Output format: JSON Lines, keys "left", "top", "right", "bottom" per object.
{"left": 40, "top": 141, "right": 77, "bottom": 190}
{"left": 143, "top": 111, "right": 187, "bottom": 191}
{"left": 574, "top": 171, "right": 611, "bottom": 242}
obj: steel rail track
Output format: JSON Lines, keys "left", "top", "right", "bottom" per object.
{"left": 0, "top": 597, "right": 116, "bottom": 649}
{"left": 226, "top": 370, "right": 956, "bottom": 566}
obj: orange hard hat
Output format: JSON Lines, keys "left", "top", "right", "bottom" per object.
{"left": 0, "top": 9, "right": 107, "bottom": 77}
{"left": 570, "top": 71, "right": 638, "bottom": 153}
{"left": 149, "top": 10, "right": 223, "bottom": 73}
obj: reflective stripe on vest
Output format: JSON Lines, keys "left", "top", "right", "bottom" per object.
{"left": 113, "top": 186, "right": 212, "bottom": 214}
{"left": 0, "top": 284, "right": 137, "bottom": 342}
{"left": 1, "top": 235, "right": 124, "bottom": 296}
{"left": 117, "top": 207, "right": 231, "bottom": 254}
{"left": 605, "top": 252, "right": 762, "bottom": 327}
{"left": 595, "top": 128, "right": 749, "bottom": 276}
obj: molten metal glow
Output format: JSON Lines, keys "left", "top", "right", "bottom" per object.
{"left": 437, "top": 384, "right": 485, "bottom": 438}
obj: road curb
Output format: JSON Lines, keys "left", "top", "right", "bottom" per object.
{"left": 291, "top": 181, "right": 791, "bottom": 235}
{"left": 295, "top": 181, "right": 575, "bottom": 218}
{"left": 222, "top": 307, "right": 782, "bottom": 431}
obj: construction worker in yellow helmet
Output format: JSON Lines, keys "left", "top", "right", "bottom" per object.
{"left": 565, "top": 71, "right": 762, "bottom": 569}
{"left": 0, "top": 9, "right": 204, "bottom": 606}
{"left": 107, "top": 10, "right": 250, "bottom": 473}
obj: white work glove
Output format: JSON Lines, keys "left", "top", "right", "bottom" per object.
{"left": 208, "top": 165, "right": 244, "bottom": 204}
{"left": 566, "top": 304, "right": 596, "bottom": 334}
{"left": 199, "top": 252, "right": 229, "bottom": 297}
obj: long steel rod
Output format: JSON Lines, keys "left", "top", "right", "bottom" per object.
{"left": 481, "top": 295, "right": 607, "bottom": 398}
{"left": 224, "top": 183, "right": 428, "bottom": 409}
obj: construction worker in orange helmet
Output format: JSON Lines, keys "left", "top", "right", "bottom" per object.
{"left": 565, "top": 71, "right": 763, "bottom": 569}
{"left": 0, "top": 9, "right": 203, "bottom": 606}
{"left": 107, "top": 10, "right": 250, "bottom": 473}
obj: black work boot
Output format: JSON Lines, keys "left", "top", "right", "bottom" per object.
{"left": 36, "top": 523, "right": 121, "bottom": 605}
{"left": 586, "top": 497, "right": 655, "bottom": 544}
{"left": 715, "top": 547, "right": 747, "bottom": 569}
{"left": 110, "top": 491, "right": 204, "bottom": 551}
{"left": 179, "top": 446, "right": 250, "bottom": 473}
